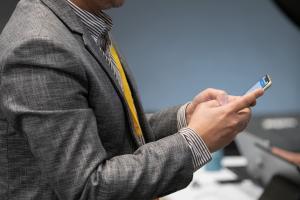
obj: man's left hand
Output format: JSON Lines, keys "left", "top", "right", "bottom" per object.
{"left": 186, "top": 88, "right": 259, "bottom": 124}
{"left": 186, "top": 88, "right": 228, "bottom": 124}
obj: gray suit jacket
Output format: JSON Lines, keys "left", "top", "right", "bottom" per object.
{"left": 0, "top": 0, "right": 194, "bottom": 199}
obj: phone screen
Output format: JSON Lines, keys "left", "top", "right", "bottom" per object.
{"left": 246, "top": 75, "right": 272, "bottom": 94}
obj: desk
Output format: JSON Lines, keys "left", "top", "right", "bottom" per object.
{"left": 162, "top": 156, "right": 263, "bottom": 200}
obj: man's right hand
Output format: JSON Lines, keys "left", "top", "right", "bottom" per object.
{"left": 187, "top": 89, "right": 264, "bottom": 152}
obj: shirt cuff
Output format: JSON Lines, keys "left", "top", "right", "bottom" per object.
{"left": 177, "top": 102, "right": 190, "bottom": 130}
{"left": 179, "top": 127, "right": 212, "bottom": 171}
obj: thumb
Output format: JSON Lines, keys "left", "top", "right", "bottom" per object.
{"left": 227, "top": 89, "right": 264, "bottom": 113}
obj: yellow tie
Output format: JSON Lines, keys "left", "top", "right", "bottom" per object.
{"left": 110, "top": 45, "right": 143, "bottom": 138}
{"left": 110, "top": 46, "right": 159, "bottom": 200}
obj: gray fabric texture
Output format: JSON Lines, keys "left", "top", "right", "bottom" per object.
{"left": 0, "top": 0, "right": 194, "bottom": 199}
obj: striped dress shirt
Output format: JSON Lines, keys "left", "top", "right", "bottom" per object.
{"left": 67, "top": 0, "right": 211, "bottom": 170}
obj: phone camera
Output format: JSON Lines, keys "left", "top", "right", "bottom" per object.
{"left": 264, "top": 77, "right": 269, "bottom": 82}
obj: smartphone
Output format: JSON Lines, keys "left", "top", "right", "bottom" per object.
{"left": 245, "top": 74, "right": 272, "bottom": 94}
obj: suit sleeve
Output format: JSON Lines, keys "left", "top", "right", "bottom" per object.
{"left": 147, "top": 105, "right": 182, "bottom": 140}
{"left": 0, "top": 38, "right": 194, "bottom": 200}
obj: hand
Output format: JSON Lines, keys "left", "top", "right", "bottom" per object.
{"left": 186, "top": 88, "right": 258, "bottom": 124}
{"left": 272, "top": 147, "right": 300, "bottom": 166}
{"left": 186, "top": 88, "right": 228, "bottom": 124}
{"left": 188, "top": 89, "right": 264, "bottom": 152}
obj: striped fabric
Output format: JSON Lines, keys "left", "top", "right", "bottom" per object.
{"left": 177, "top": 103, "right": 212, "bottom": 170}
{"left": 67, "top": 0, "right": 112, "bottom": 48}
{"left": 66, "top": 0, "right": 212, "bottom": 170}
{"left": 67, "top": 0, "right": 124, "bottom": 90}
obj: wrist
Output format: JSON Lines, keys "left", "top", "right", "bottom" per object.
{"left": 187, "top": 125, "right": 201, "bottom": 138}
{"left": 187, "top": 125, "right": 213, "bottom": 152}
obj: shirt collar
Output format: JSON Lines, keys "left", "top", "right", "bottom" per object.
{"left": 66, "top": 0, "right": 113, "bottom": 43}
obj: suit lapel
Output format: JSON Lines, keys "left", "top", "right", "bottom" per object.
{"left": 82, "top": 34, "right": 146, "bottom": 147}
{"left": 112, "top": 43, "right": 155, "bottom": 143}
{"left": 41, "top": 0, "right": 143, "bottom": 146}
{"left": 40, "top": 0, "right": 84, "bottom": 34}
{"left": 41, "top": 0, "right": 125, "bottom": 102}
{"left": 81, "top": 33, "right": 125, "bottom": 102}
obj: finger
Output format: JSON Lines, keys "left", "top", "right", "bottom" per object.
{"left": 272, "top": 147, "right": 299, "bottom": 162}
{"left": 246, "top": 89, "right": 263, "bottom": 107}
{"left": 237, "top": 108, "right": 251, "bottom": 125}
{"left": 246, "top": 88, "right": 264, "bottom": 99}
{"left": 250, "top": 99, "right": 257, "bottom": 107}
{"left": 197, "top": 88, "right": 228, "bottom": 102}
{"left": 231, "top": 109, "right": 251, "bottom": 134}
{"left": 228, "top": 95, "right": 256, "bottom": 107}
{"left": 227, "top": 95, "right": 241, "bottom": 103}
{"left": 227, "top": 89, "right": 263, "bottom": 113}
{"left": 238, "top": 107, "right": 251, "bottom": 116}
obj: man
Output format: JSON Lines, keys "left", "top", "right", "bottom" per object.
{"left": 0, "top": 0, "right": 263, "bottom": 199}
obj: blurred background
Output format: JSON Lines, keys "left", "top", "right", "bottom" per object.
{"left": 1, "top": 0, "right": 300, "bottom": 199}
{"left": 108, "top": 0, "right": 300, "bottom": 114}
{"left": 2, "top": 0, "right": 299, "bottom": 114}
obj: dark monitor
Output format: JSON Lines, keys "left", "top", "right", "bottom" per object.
{"left": 273, "top": 0, "right": 300, "bottom": 28}
{"left": 259, "top": 175, "right": 300, "bottom": 200}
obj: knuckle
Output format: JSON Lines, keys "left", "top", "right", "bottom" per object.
{"left": 229, "top": 118, "right": 239, "bottom": 128}
{"left": 243, "top": 108, "right": 251, "bottom": 115}
{"left": 246, "top": 107, "right": 251, "bottom": 112}
{"left": 220, "top": 90, "right": 227, "bottom": 95}
{"left": 243, "top": 98, "right": 250, "bottom": 107}
{"left": 247, "top": 95, "right": 256, "bottom": 105}
{"left": 233, "top": 119, "right": 239, "bottom": 126}
{"left": 206, "top": 88, "right": 214, "bottom": 93}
